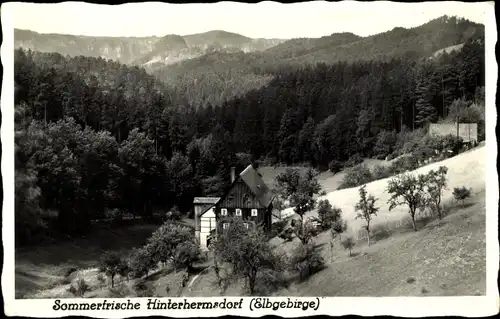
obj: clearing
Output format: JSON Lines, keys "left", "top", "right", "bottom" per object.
{"left": 15, "top": 145, "right": 486, "bottom": 298}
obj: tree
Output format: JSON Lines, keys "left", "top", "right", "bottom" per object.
{"left": 425, "top": 166, "right": 448, "bottom": 219}
{"left": 387, "top": 173, "right": 428, "bottom": 231}
{"left": 275, "top": 168, "right": 322, "bottom": 220}
{"left": 289, "top": 243, "right": 325, "bottom": 281}
{"left": 317, "top": 199, "right": 343, "bottom": 230}
{"left": 213, "top": 217, "right": 283, "bottom": 295}
{"left": 145, "top": 223, "right": 194, "bottom": 271}
{"left": 99, "top": 251, "right": 129, "bottom": 287}
{"left": 341, "top": 237, "right": 356, "bottom": 257}
{"left": 291, "top": 217, "right": 319, "bottom": 245}
{"left": 453, "top": 186, "right": 472, "bottom": 207}
{"left": 354, "top": 185, "right": 379, "bottom": 246}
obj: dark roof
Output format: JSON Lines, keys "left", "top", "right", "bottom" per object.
{"left": 238, "top": 164, "right": 274, "bottom": 207}
{"left": 193, "top": 197, "right": 220, "bottom": 204}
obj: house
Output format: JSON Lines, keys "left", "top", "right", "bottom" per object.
{"left": 193, "top": 197, "right": 220, "bottom": 251}
{"left": 214, "top": 165, "right": 275, "bottom": 234}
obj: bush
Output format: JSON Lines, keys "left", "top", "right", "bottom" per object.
{"left": 166, "top": 206, "right": 182, "bottom": 221}
{"left": 133, "top": 279, "right": 155, "bottom": 297}
{"left": 128, "top": 247, "right": 156, "bottom": 279}
{"left": 373, "top": 130, "right": 398, "bottom": 159}
{"left": 387, "top": 155, "right": 419, "bottom": 175}
{"left": 453, "top": 186, "right": 472, "bottom": 207}
{"left": 398, "top": 128, "right": 427, "bottom": 155}
{"left": 412, "top": 134, "right": 463, "bottom": 165}
{"left": 278, "top": 227, "right": 294, "bottom": 242}
{"left": 328, "top": 160, "right": 343, "bottom": 174}
{"left": 173, "top": 240, "right": 201, "bottom": 272}
{"left": 338, "top": 164, "right": 373, "bottom": 190}
{"left": 99, "top": 251, "right": 129, "bottom": 287}
{"left": 68, "top": 278, "right": 90, "bottom": 297}
{"left": 344, "top": 154, "right": 363, "bottom": 168}
{"left": 341, "top": 237, "right": 356, "bottom": 256}
{"left": 272, "top": 219, "right": 288, "bottom": 235}
{"left": 371, "top": 164, "right": 392, "bottom": 180}
{"left": 290, "top": 244, "right": 325, "bottom": 281}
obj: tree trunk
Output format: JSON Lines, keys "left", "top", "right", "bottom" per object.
{"left": 366, "top": 223, "right": 371, "bottom": 246}
{"left": 410, "top": 212, "right": 417, "bottom": 231}
{"left": 111, "top": 275, "right": 114, "bottom": 288}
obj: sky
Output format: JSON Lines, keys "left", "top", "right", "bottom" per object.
{"left": 5, "top": 1, "right": 494, "bottom": 39}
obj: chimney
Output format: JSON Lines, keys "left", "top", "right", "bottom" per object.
{"left": 230, "top": 167, "right": 236, "bottom": 183}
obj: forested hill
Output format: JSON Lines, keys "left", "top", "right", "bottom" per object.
{"left": 152, "top": 16, "right": 484, "bottom": 107}
{"left": 14, "top": 15, "right": 484, "bottom": 245}
{"left": 14, "top": 29, "right": 285, "bottom": 66}
{"left": 269, "top": 15, "right": 484, "bottom": 64}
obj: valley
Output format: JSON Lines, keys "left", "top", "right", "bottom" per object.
{"left": 11, "top": 7, "right": 490, "bottom": 304}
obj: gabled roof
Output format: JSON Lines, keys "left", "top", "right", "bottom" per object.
{"left": 238, "top": 164, "right": 274, "bottom": 207}
{"left": 193, "top": 197, "right": 220, "bottom": 204}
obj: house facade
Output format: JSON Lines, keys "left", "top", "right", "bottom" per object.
{"left": 214, "top": 165, "right": 274, "bottom": 234}
{"left": 193, "top": 197, "right": 220, "bottom": 251}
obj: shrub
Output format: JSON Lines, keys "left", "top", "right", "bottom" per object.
{"left": 278, "top": 227, "right": 294, "bottom": 242}
{"left": 128, "top": 247, "right": 156, "bottom": 279}
{"left": 328, "top": 160, "right": 343, "bottom": 174}
{"left": 373, "top": 130, "right": 398, "bottom": 159}
{"left": 338, "top": 164, "right": 373, "bottom": 190}
{"left": 371, "top": 164, "right": 392, "bottom": 180}
{"left": 68, "top": 278, "right": 90, "bottom": 297}
{"left": 99, "top": 251, "right": 129, "bottom": 287}
{"left": 291, "top": 218, "right": 320, "bottom": 244}
{"left": 133, "top": 279, "right": 155, "bottom": 297}
{"left": 398, "top": 128, "right": 427, "bottom": 155}
{"left": 172, "top": 240, "right": 201, "bottom": 272}
{"left": 453, "top": 186, "right": 472, "bottom": 207}
{"left": 166, "top": 206, "right": 182, "bottom": 221}
{"left": 341, "top": 237, "right": 356, "bottom": 257}
{"left": 344, "top": 154, "right": 363, "bottom": 168}
{"left": 387, "top": 155, "right": 419, "bottom": 175}
{"left": 290, "top": 244, "right": 325, "bottom": 281}
{"left": 272, "top": 219, "right": 288, "bottom": 235}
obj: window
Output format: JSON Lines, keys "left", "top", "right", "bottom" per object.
{"left": 251, "top": 209, "right": 258, "bottom": 216}
{"left": 243, "top": 222, "right": 249, "bottom": 229}
{"left": 243, "top": 193, "right": 251, "bottom": 203}
{"left": 235, "top": 209, "right": 242, "bottom": 216}
{"left": 221, "top": 208, "right": 227, "bottom": 216}
{"left": 223, "top": 223, "right": 229, "bottom": 230}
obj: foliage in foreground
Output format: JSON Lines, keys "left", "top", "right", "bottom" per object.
{"left": 213, "top": 217, "right": 284, "bottom": 295}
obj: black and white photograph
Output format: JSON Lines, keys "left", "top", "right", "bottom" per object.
{"left": 1, "top": 1, "right": 498, "bottom": 316}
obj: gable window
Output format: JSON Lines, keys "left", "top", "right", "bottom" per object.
{"left": 243, "top": 222, "right": 249, "bottom": 229}
{"left": 243, "top": 193, "right": 251, "bottom": 203}
{"left": 235, "top": 209, "right": 242, "bottom": 216}
{"left": 251, "top": 209, "right": 258, "bottom": 216}
{"left": 221, "top": 208, "right": 227, "bottom": 216}
{"left": 223, "top": 223, "right": 229, "bottom": 230}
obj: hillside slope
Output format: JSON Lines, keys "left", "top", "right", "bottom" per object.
{"left": 282, "top": 145, "right": 486, "bottom": 236}
{"left": 14, "top": 29, "right": 285, "bottom": 66}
